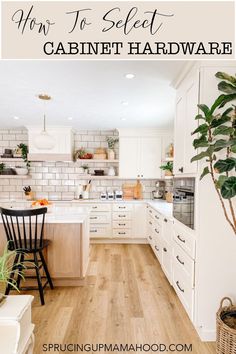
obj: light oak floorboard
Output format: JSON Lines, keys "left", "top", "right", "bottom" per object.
{"left": 20, "top": 244, "right": 216, "bottom": 354}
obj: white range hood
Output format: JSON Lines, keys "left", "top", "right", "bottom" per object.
{"left": 26, "top": 125, "right": 74, "bottom": 161}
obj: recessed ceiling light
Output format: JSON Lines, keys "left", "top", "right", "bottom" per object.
{"left": 67, "top": 117, "right": 73, "bottom": 120}
{"left": 121, "top": 101, "right": 129, "bottom": 106}
{"left": 13, "top": 116, "right": 20, "bottom": 120}
{"left": 125, "top": 73, "right": 135, "bottom": 79}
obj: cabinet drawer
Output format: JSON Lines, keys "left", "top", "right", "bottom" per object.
{"left": 172, "top": 266, "right": 194, "bottom": 320}
{"left": 89, "top": 213, "right": 111, "bottom": 224}
{"left": 153, "top": 234, "right": 163, "bottom": 263}
{"left": 113, "top": 229, "right": 132, "bottom": 238}
{"left": 113, "top": 211, "right": 132, "bottom": 221}
{"left": 113, "top": 220, "right": 132, "bottom": 229}
{"left": 173, "top": 241, "right": 195, "bottom": 287}
{"left": 173, "top": 222, "right": 195, "bottom": 259}
{"left": 90, "top": 225, "right": 111, "bottom": 238}
{"left": 147, "top": 225, "right": 154, "bottom": 245}
{"left": 90, "top": 204, "right": 111, "bottom": 212}
{"left": 113, "top": 204, "right": 133, "bottom": 212}
{"left": 162, "top": 240, "right": 172, "bottom": 284}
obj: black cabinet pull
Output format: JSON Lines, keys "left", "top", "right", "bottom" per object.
{"left": 90, "top": 216, "right": 98, "bottom": 220}
{"left": 155, "top": 215, "right": 159, "bottom": 220}
{"left": 176, "top": 255, "right": 185, "bottom": 265}
{"left": 90, "top": 230, "right": 97, "bottom": 233}
{"left": 92, "top": 206, "right": 98, "bottom": 209}
{"left": 155, "top": 246, "right": 159, "bottom": 251}
{"left": 118, "top": 223, "right": 126, "bottom": 226}
{"left": 118, "top": 215, "right": 126, "bottom": 217}
{"left": 179, "top": 167, "right": 184, "bottom": 173}
{"left": 118, "top": 206, "right": 126, "bottom": 209}
{"left": 177, "top": 235, "right": 186, "bottom": 243}
{"left": 176, "top": 281, "right": 184, "bottom": 293}
{"left": 164, "top": 218, "right": 168, "bottom": 222}
{"left": 149, "top": 209, "right": 153, "bottom": 214}
{"left": 149, "top": 236, "right": 152, "bottom": 240}
{"left": 118, "top": 232, "right": 126, "bottom": 235}
{"left": 163, "top": 247, "right": 167, "bottom": 252}
{"left": 155, "top": 228, "right": 159, "bottom": 234}
{"left": 149, "top": 221, "right": 152, "bottom": 225}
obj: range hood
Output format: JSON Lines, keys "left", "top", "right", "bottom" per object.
{"left": 26, "top": 126, "right": 74, "bottom": 161}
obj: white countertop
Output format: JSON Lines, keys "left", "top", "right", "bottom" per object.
{"left": 0, "top": 199, "right": 173, "bottom": 220}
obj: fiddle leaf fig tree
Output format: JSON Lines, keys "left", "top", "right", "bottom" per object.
{"left": 191, "top": 72, "right": 236, "bottom": 234}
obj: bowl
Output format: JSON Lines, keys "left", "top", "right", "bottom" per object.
{"left": 15, "top": 167, "right": 28, "bottom": 175}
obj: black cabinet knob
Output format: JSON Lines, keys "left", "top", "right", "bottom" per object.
{"left": 179, "top": 167, "right": 184, "bottom": 173}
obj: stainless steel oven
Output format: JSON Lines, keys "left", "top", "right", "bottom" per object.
{"left": 173, "top": 178, "right": 195, "bottom": 229}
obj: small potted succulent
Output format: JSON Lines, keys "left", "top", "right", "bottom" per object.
{"left": 106, "top": 137, "right": 119, "bottom": 160}
{"left": 0, "top": 244, "right": 25, "bottom": 305}
{"left": 160, "top": 161, "right": 173, "bottom": 176}
{"left": 23, "top": 186, "right": 34, "bottom": 200}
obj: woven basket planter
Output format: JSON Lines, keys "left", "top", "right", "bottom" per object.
{"left": 216, "top": 297, "right": 236, "bottom": 354}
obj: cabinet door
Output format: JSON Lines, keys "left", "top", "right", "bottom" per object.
{"left": 184, "top": 72, "right": 199, "bottom": 174}
{"left": 174, "top": 94, "right": 185, "bottom": 175}
{"left": 119, "top": 137, "right": 140, "bottom": 178}
{"left": 161, "top": 239, "right": 172, "bottom": 284}
{"left": 133, "top": 204, "right": 146, "bottom": 238}
{"left": 140, "top": 137, "right": 162, "bottom": 178}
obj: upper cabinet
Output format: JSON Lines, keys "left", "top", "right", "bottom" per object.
{"left": 27, "top": 126, "right": 74, "bottom": 161}
{"left": 173, "top": 61, "right": 236, "bottom": 176}
{"left": 173, "top": 68, "right": 199, "bottom": 175}
{"left": 118, "top": 129, "right": 172, "bottom": 179}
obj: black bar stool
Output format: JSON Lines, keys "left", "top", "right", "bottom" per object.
{"left": 0, "top": 207, "right": 54, "bottom": 305}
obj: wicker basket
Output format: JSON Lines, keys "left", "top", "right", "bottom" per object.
{"left": 216, "top": 297, "right": 236, "bottom": 354}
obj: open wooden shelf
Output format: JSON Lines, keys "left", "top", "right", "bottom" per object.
{"left": 76, "top": 159, "right": 119, "bottom": 163}
{"left": 164, "top": 157, "right": 174, "bottom": 162}
{"left": 76, "top": 175, "right": 119, "bottom": 180}
{"left": 0, "top": 175, "right": 31, "bottom": 179}
{"left": 0, "top": 158, "right": 24, "bottom": 162}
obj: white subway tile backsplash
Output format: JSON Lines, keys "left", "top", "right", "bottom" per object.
{"left": 0, "top": 129, "right": 170, "bottom": 200}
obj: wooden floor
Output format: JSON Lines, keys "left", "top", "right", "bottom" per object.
{"left": 28, "top": 244, "right": 216, "bottom": 354}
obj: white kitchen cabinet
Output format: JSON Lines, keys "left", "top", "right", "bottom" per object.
{"left": 133, "top": 204, "right": 147, "bottom": 238}
{"left": 173, "top": 68, "right": 199, "bottom": 175}
{"left": 161, "top": 239, "right": 172, "bottom": 284}
{"left": 119, "top": 129, "right": 171, "bottom": 179}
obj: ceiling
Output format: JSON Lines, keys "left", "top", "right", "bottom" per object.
{"left": 0, "top": 60, "right": 187, "bottom": 130}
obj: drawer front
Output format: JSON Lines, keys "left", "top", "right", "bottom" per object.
{"left": 90, "top": 213, "right": 111, "bottom": 224}
{"left": 173, "top": 241, "right": 195, "bottom": 287}
{"left": 113, "top": 220, "right": 132, "bottom": 229}
{"left": 172, "top": 266, "right": 194, "bottom": 320}
{"left": 153, "top": 234, "right": 163, "bottom": 263}
{"left": 90, "top": 204, "right": 111, "bottom": 212}
{"left": 113, "top": 211, "right": 132, "bottom": 221}
{"left": 90, "top": 225, "right": 111, "bottom": 238}
{"left": 113, "top": 204, "right": 133, "bottom": 212}
{"left": 113, "top": 229, "right": 132, "bottom": 238}
{"left": 173, "top": 223, "right": 195, "bottom": 259}
{"left": 162, "top": 240, "right": 172, "bottom": 284}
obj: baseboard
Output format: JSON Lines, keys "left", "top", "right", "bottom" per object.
{"left": 196, "top": 326, "right": 216, "bottom": 342}
{"left": 90, "top": 238, "right": 148, "bottom": 244}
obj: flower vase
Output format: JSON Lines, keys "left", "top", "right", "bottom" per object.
{"left": 107, "top": 149, "right": 115, "bottom": 160}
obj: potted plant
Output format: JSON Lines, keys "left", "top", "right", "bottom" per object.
{"left": 0, "top": 244, "right": 25, "bottom": 305}
{"left": 191, "top": 71, "right": 236, "bottom": 353}
{"left": 81, "top": 164, "right": 89, "bottom": 174}
{"left": 23, "top": 186, "right": 34, "bottom": 200}
{"left": 106, "top": 137, "right": 119, "bottom": 160}
{"left": 160, "top": 161, "right": 173, "bottom": 176}
{"left": 17, "top": 143, "right": 30, "bottom": 168}
{"left": 0, "top": 163, "right": 5, "bottom": 175}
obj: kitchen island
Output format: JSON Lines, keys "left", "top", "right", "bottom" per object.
{"left": 0, "top": 205, "right": 91, "bottom": 286}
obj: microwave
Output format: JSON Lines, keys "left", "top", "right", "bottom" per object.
{"left": 173, "top": 178, "right": 195, "bottom": 230}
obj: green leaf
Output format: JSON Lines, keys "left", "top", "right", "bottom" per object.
{"left": 214, "top": 158, "right": 236, "bottom": 173}
{"left": 215, "top": 72, "right": 236, "bottom": 85}
{"left": 192, "top": 123, "right": 208, "bottom": 136}
{"left": 231, "top": 145, "right": 236, "bottom": 153}
{"left": 193, "top": 135, "right": 208, "bottom": 149}
{"left": 211, "top": 115, "right": 231, "bottom": 128}
{"left": 191, "top": 150, "right": 209, "bottom": 162}
{"left": 221, "top": 107, "right": 234, "bottom": 118}
{"left": 221, "top": 176, "right": 236, "bottom": 199}
{"left": 200, "top": 166, "right": 210, "bottom": 180}
{"left": 195, "top": 114, "right": 205, "bottom": 121}
{"left": 212, "top": 138, "right": 236, "bottom": 152}
{"left": 216, "top": 175, "right": 228, "bottom": 189}
{"left": 218, "top": 81, "right": 236, "bottom": 94}
{"left": 218, "top": 94, "right": 236, "bottom": 109}
{"left": 213, "top": 125, "right": 234, "bottom": 136}
{"left": 198, "top": 104, "right": 210, "bottom": 118}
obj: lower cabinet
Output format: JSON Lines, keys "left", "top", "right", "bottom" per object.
{"left": 89, "top": 202, "right": 146, "bottom": 240}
